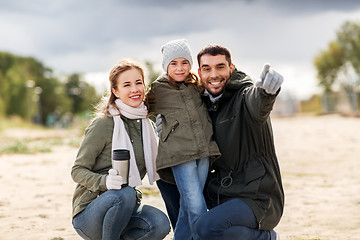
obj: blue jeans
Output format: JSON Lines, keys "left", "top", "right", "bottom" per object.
{"left": 156, "top": 179, "right": 180, "bottom": 229}
{"left": 72, "top": 186, "right": 170, "bottom": 240}
{"left": 171, "top": 157, "right": 209, "bottom": 240}
{"left": 195, "top": 199, "right": 275, "bottom": 240}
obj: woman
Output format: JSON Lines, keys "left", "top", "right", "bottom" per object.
{"left": 71, "top": 59, "right": 170, "bottom": 240}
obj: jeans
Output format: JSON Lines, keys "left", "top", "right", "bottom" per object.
{"left": 72, "top": 186, "right": 170, "bottom": 240}
{"left": 195, "top": 199, "right": 275, "bottom": 240}
{"left": 171, "top": 157, "right": 209, "bottom": 240}
{"left": 156, "top": 179, "right": 180, "bottom": 229}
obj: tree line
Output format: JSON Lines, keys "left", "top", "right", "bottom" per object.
{"left": 0, "top": 52, "right": 100, "bottom": 126}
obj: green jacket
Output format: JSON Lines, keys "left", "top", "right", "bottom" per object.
{"left": 71, "top": 116, "right": 145, "bottom": 218}
{"left": 147, "top": 75, "right": 220, "bottom": 184}
{"left": 202, "top": 69, "right": 284, "bottom": 230}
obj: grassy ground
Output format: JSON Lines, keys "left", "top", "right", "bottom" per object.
{"left": 0, "top": 116, "right": 86, "bottom": 155}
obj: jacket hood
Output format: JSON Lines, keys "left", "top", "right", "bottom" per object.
{"left": 222, "top": 68, "right": 253, "bottom": 99}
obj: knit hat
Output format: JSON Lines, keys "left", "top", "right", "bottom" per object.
{"left": 161, "top": 39, "right": 193, "bottom": 72}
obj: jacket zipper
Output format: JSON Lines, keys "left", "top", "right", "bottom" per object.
{"left": 162, "top": 121, "right": 179, "bottom": 142}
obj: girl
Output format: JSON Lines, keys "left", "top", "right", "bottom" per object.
{"left": 146, "top": 39, "right": 220, "bottom": 240}
{"left": 71, "top": 59, "right": 170, "bottom": 240}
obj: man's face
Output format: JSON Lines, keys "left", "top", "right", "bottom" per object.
{"left": 198, "top": 54, "right": 234, "bottom": 96}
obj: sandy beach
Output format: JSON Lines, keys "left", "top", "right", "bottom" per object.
{"left": 0, "top": 114, "right": 359, "bottom": 240}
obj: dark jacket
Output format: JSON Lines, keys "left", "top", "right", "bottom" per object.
{"left": 202, "top": 69, "right": 284, "bottom": 230}
{"left": 147, "top": 75, "right": 220, "bottom": 184}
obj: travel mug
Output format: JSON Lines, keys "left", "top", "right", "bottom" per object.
{"left": 112, "top": 149, "right": 130, "bottom": 187}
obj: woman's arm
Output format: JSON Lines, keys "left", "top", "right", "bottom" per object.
{"left": 71, "top": 118, "right": 111, "bottom": 193}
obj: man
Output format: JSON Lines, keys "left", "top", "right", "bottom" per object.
{"left": 157, "top": 44, "right": 284, "bottom": 240}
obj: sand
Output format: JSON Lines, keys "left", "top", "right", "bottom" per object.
{"left": 0, "top": 114, "right": 359, "bottom": 240}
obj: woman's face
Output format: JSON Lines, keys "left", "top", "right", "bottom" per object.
{"left": 112, "top": 68, "right": 145, "bottom": 108}
{"left": 167, "top": 57, "right": 191, "bottom": 82}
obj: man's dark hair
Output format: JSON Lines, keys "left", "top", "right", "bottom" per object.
{"left": 197, "top": 44, "right": 232, "bottom": 67}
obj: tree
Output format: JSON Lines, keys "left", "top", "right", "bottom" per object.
{"left": 337, "top": 21, "right": 360, "bottom": 74}
{"left": 0, "top": 52, "right": 15, "bottom": 117}
{"left": 65, "top": 73, "right": 100, "bottom": 114}
{"left": 4, "top": 63, "right": 30, "bottom": 118}
{"left": 0, "top": 71, "right": 6, "bottom": 116}
{"left": 336, "top": 21, "right": 360, "bottom": 111}
{"left": 144, "top": 61, "right": 161, "bottom": 88}
{"left": 314, "top": 41, "right": 344, "bottom": 93}
{"left": 22, "top": 57, "right": 72, "bottom": 124}
{"left": 314, "top": 41, "right": 344, "bottom": 112}
{"left": 314, "top": 20, "right": 360, "bottom": 113}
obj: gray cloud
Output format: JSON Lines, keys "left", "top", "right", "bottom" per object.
{"left": 260, "top": 0, "right": 360, "bottom": 15}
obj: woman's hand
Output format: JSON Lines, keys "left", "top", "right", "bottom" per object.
{"left": 105, "top": 169, "right": 123, "bottom": 190}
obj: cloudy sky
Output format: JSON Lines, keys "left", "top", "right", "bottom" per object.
{"left": 1, "top": 0, "right": 360, "bottom": 99}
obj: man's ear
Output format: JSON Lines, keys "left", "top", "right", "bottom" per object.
{"left": 230, "top": 63, "right": 235, "bottom": 73}
{"left": 198, "top": 68, "right": 201, "bottom": 78}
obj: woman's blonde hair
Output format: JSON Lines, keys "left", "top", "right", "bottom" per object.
{"left": 95, "top": 59, "right": 145, "bottom": 117}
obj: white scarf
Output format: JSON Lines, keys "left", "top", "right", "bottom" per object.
{"left": 109, "top": 99, "right": 159, "bottom": 187}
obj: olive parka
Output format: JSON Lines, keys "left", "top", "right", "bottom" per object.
{"left": 146, "top": 74, "right": 220, "bottom": 184}
{"left": 202, "top": 68, "right": 284, "bottom": 230}
{"left": 71, "top": 116, "right": 146, "bottom": 218}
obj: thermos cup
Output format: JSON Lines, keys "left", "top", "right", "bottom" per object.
{"left": 112, "top": 149, "right": 130, "bottom": 187}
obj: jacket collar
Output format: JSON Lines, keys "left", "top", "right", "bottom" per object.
{"left": 221, "top": 68, "right": 253, "bottom": 99}
{"left": 156, "top": 73, "right": 192, "bottom": 87}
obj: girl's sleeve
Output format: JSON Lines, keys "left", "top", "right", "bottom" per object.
{"left": 145, "top": 84, "right": 157, "bottom": 114}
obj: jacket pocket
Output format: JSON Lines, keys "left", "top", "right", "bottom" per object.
{"left": 232, "top": 158, "right": 266, "bottom": 197}
{"left": 162, "top": 120, "right": 179, "bottom": 142}
{"left": 217, "top": 114, "right": 237, "bottom": 125}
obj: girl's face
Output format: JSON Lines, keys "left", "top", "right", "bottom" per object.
{"left": 112, "top": 68, "right": 145, "bottom": 108}
{"left": 167, "top": 57, "right": 191, "bottom": 82}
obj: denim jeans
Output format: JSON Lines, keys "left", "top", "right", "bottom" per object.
{"left": 171, "top": 157, "right": 209, "bottom": 240}
{"left": 195, "top": 199, "right": 276, "bottom": 240}
{"left": 72, "top": 186, "right": 170, "bottom": 240}
{"left": 156, "top": 179, "right": 180, "bottom": 229}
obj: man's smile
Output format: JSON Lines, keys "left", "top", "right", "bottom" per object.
{"left": 209, "top": 79, "right": 225, "bottom": 86}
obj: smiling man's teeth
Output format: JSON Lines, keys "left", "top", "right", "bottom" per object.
{"left": 210, "top": 81, "right": 221, "bottom": 86}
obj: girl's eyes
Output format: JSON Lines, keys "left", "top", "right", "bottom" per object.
{"left": 122, "top": 81, "right": 143, "bottom": 87}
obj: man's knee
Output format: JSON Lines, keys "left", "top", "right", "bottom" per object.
{"left": 154, "top": 212, "right": 171, "bottom": 238}
{"left": 195, "top": 214, "right": 215, "bottom": 239}
{"left": 140, "top": 205, "right": 171, "bottom": 239}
